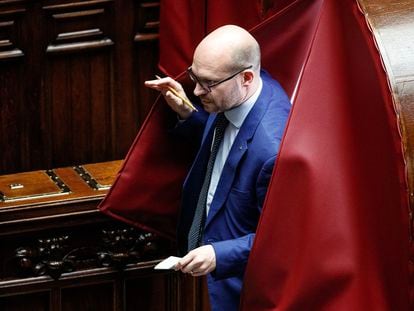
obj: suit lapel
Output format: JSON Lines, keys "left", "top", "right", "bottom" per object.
{"left": 205, "top": 82, "right": 271, "bottom": 228}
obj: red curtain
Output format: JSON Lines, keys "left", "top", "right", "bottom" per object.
{"left": 158, "top": 0, "right": 294, "bottom": 78}
{"left": 241, "top": 0, "right": 410, "bottom": 310}
{"left": 157, "top": 0, "right": 205, "bottom": 78}
{"left": 99, "top": 0, "right": 411, "bottom": 308}
{"left": 97, "top": 98, "right": 194, "bottom": 239}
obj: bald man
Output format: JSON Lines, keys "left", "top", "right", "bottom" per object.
{"left": 145, "top": 25, "right": 291, "bottom": 311}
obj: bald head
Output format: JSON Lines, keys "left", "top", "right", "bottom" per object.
{"left": 193, "top": 25, "right": 261, "bottom": 74}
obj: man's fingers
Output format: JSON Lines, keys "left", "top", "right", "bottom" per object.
{"left": 145, "top": 77, "right": 193, "bottom": 119}
{"left": 175, "top": 253, "right": 194, "bottom": 271}
{"left": 181, "top": 260, "right": 203, "bottom": 274}
{"left": 190, "top": 271, "right": 204, "bottom": 277}
{"left": 165, "top": 90, "right": 186, "bottom": 107}
{"left": 176, "top": 252, "right": 204, "bottom": 273}
{"left": 145, "top": 76, "right": 182, "bottom": 92}
{"left": 175, "top": 246, "right": 216, "bottom": 276}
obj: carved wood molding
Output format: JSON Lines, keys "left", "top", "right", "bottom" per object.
{"left": 0, "top": 2, "right": 25, "bottom": 60}
{"left": 42, "top": 0, "right": 114, "bottom": 54}
{"left": 14, "top": 226, "right": 166, "bottom": 280}
{"left": 133, "top": 1, "right": 159, "bottom": 43}
{"left": 46, "top": 38, "right": 113, "bottom": 53}
{"left": 42, "top": 0, "right": 114, "bottom": 11}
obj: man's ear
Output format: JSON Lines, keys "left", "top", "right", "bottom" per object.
{"left": 242, "top": 70, "right": 254, "bottom": 86}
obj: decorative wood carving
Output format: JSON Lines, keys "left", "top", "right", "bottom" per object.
{"left": 15, "top": 235, "right": 72, "bottom": 280}
{"left": 14, "top": 226, "right": 165, "bottom": 280}
{"left": 97, "top": 229, "right": 161, "bottom": 268}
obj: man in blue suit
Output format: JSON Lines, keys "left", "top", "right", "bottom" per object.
{"left": 145, "top": 25, "right": 291, "bottom": 311}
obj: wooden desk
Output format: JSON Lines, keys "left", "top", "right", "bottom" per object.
{"left": 0, "top": 161, "right": 208, "bottom": 311}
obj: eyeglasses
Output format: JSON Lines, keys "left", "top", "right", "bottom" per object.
{"left": 187, "top": 65, "right": 253, "bottom": 93}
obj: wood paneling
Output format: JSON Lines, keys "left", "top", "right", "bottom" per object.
{"left": 0, "top": 0, "right": 159, "bottom": 174}
{"left": 61, "top": 283, "right": 114, "bottom": 311}
{"left": 0, "top": 292, "right": 50, "bottom": 311}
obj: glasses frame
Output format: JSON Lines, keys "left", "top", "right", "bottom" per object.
{"left": 187, "top": 65, "right": 253, "bottom": 93}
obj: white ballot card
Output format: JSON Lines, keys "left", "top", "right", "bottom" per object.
{"left": 154, "top": 256, "right": 181, "bottom": 270}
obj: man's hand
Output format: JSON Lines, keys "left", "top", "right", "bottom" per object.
{"left": 174, "top": 245, "right": 216, "bottom": 277}
{"left": 145, "top": 76, "right": 193, "bottom": 120}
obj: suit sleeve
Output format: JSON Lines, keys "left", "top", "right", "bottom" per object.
{"left": 210, "top": 155, "right": 277, "bottom": 280}
{"left": 171, "top": 109, "right": 208, "bottom": 143}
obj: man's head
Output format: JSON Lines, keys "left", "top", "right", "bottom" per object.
{"left": 189, "top": 25, "right": 261, "bottom": 113}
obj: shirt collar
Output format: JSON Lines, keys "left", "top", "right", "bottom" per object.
{"left": 224, "top": 78, "right": 263, "bottom": 129}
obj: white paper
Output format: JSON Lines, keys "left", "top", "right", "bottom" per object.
{"left": 154, "top": 256, "right": 181, "bottom": 270}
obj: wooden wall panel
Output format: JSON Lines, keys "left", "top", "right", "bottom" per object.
{"left": 0, "top": 1, "right": 25, "bottom": 61}
{"left": 0, "top": 291, "right": 50, "bottom": 311}
{"left": 61, "top": 282, "right": 114, "bottom": 311}
{"left": 111, "top": 0, "right": 137, "bottom": 156}
{"left": 0, "top": 0, "right": 159, "bottom": 174}
{"left": 133, "top": 1, "right": 160, "bottom": 124}
{"left": 0, "top": 1, "right": 27, "bottom": 173}
{"left": 90, "top": 54, "right": 112, "bottom": 160}
{"left": 125, "top": 274, "right": 168, "bottom": 311}
{"left": 0, "top": 63, "right": 24, "bottom": 172}
{"left": 45, "top": 51, "right": 113, "bottom": 167}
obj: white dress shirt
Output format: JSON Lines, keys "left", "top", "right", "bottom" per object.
{"left": 206, "top": 78, "right": 263, "bottom": 215}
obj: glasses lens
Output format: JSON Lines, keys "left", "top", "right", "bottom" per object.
{"left": 188, "top": 69, "right": 196, "bottom": 82}
{"left": 187, "top": 67, "right": 210, "bottom": 92}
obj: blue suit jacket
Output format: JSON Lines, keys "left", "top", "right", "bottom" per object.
{"left": 176, "top": 71, "right": 291, "bottom": 311}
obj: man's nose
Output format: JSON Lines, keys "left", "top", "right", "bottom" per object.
{"left": 193, "top": 83, "right": 208, "bottom": 97}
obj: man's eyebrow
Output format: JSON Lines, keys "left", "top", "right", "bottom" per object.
{"left": 191, "top": 68, "right": 218, "bottom": 82}
{"left": 197, "top": 73, "right": 217, "bottom": 82}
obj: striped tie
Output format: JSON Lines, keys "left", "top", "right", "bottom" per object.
{"left": 187, "top": 113, "right": 229, "bottom": 251}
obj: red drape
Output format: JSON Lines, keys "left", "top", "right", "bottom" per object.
{"left": 158, "top": 0, "right": 294, "bottom": 78}
{"left": 98, "top": 98, "right": 194, "bottom": 239}
{"left": 241, "top": 0, "right": 410, "bottom": 310}
{"left": 99, "top": 0, "right": 411, "bottom": 308}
